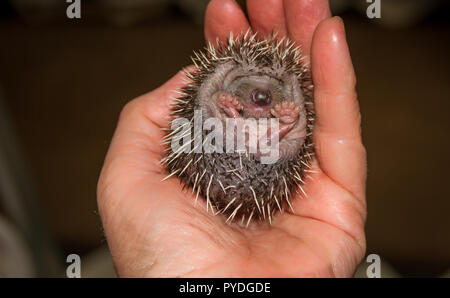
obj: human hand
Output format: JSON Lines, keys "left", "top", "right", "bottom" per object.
{"left": 97, "top": 0, "right": 366, "bottom": 277}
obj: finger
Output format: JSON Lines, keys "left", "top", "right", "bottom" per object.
{"left": 311, "top": 17, "right": 366, "bottom": 200}
{"left": 97, "top": 68, "right": 195, "bottom": 231}
{"left": 204, "top": 0, "right": 250, "bottom": 45}
{"left": 97, "top": 66, "right": 213, "bottom": 223}
{"left": 246, "top": 0, "right": 287, "bottom": 37}
{"left": 99, "top": 68, "right": 193, "bottom": 191}
{"left": 127, "top": 66, "right": 195, "bottom": 130}
{"left": 97, "top": 70, "right": 206, "bottom": 267}
{"left": 283, "top": 0, "right": 331, "bottom": 57}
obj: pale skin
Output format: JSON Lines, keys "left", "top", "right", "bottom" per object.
{"left": 97, "top": 0, "right": 367, "bottom": 277}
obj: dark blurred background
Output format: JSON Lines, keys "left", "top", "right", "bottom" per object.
{"left": 0, "top": 0, "right": 449, "bottom": 277}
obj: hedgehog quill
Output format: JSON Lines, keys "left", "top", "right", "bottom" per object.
{"left": 162, "top": 32, "right": 315, "bottom": 226}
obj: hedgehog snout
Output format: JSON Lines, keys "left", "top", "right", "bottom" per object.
{"left": 251, "top": 89, "right": 272, "bottom": 106}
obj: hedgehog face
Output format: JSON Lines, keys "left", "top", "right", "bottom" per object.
{"left": 198, "top": 62, "right": 309, "bottom": 160}
{"left": 227, "top": 74, "right": 283, "bottom": 118}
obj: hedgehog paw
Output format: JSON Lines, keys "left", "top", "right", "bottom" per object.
{"left": 270, "top": 101, "right": 300, "bottom": 124}
{"left": 217, "top": 92, "right": 243, "bottom": 118}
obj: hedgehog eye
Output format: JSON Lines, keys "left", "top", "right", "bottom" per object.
{"left": 251, "top": 89, "right": 272, "bottom": 106}
{"left": 228, "top": 75, "right": 285, "bottom": 104}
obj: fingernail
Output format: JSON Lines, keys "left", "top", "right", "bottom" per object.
{"left": 333, "top": 16, "right": 346, "bottom": 37}
{"left": 334, "top": 16, "right": 344, "bottom": 24}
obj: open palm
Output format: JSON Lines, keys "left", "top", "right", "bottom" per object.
{"left": 97, "top": 0, "right": 367, "bottom": 277}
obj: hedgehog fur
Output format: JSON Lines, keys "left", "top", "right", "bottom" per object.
{"left": 162, "top": 31, "right": 315, "bottom": 226}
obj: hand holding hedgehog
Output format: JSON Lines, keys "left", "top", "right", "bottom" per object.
{"left": 98, "top": 0, "right": 367, "bottom": 277}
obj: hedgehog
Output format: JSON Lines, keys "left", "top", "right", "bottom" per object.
{"left": 162, "top": 31, "right": 315, "bottom": 226}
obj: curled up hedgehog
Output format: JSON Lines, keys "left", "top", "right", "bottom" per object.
{"left": 162, "top": 31, "right": 315, "bottom": 226}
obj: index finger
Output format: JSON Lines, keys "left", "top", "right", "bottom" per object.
{"left": 204, "top": 0, "right": 250, "bottom": 45}
{"left": 284, "top": 0, "right": 331, "bottom": 57}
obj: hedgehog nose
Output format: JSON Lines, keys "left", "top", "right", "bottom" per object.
{"left": 251, "top": 89, "right": 272, "bottom": 106}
